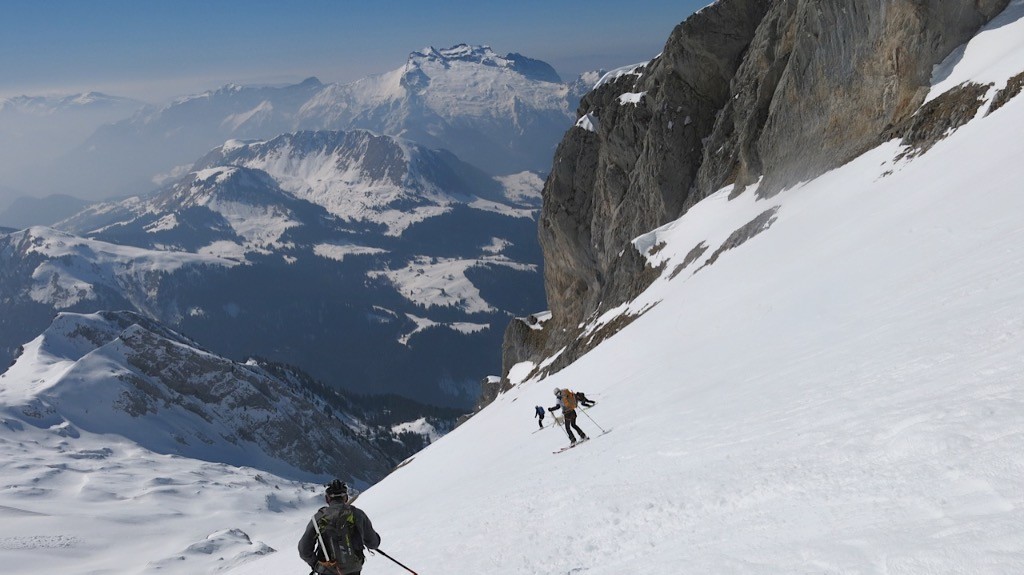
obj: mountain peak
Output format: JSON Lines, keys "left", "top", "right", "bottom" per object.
{"left": 407, "top": 44, "right": 562, "bottom": 83}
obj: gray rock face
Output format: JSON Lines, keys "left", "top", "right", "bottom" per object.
{"left": 697, "top": 0, "right": 1011, "bottom": 200}
{"left": 538, "top": 0, "right": 771, "bottom": 342}
{"left": 516, "top": 0, "right": 1010, "bottom": 375}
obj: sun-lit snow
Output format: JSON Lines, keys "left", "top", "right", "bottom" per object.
{"left": 617, "top": 91, "right": 646, "bottom": 105}
{"left": 220, "top": 100, "right": 274, "bottom": 132}
{"left": 300, "top": 45, "right": 570, "bottom": 128}
{"left": 0, "top": 422, "right": 313, "bottom": 575}
{"left": 396, "top": 313, "right": 490, "bottom": 346}
{"left": 370, "top": 256, "right": 535, "bottom": 314}
{"left": 481, "top": 237, "right": 512, "bottom": 254}
{"left": 495, "top": 171, "right": 545, "bottom": 204}
{"left": 11, "top": 227, "right": 238, "bottom": 308}
{"left": 593, "top": 61, "right": 648, "bottom": 90}
{"left": 927, "top": 0, "right": 1024, "bottom": 103}
{"left": 575, "top": 112, "right": 599, "bottom": 132}
{"left": 392, "top": 418, "right": 443, "bottom": 443}
{"left": 312, "top": 242, "right": 387, "bottom": 262}
{"left": 144, "top": 213, "right": 179, "bottom": 233}
{"left": 205, "top": 133, "right": 505, "bottom": 236}
{"left": 466, "top": 198, "right": 536, "bottom": 218}
{"left": 197, "top": 240, "right": 248, "bottom": 261}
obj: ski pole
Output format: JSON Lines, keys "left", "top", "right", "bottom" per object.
{"left": 556, "top": 416, "right": 572, "bottom": 440}
{"left": 310, "top": 516, "right": 332, "bottom": 563}
{"left": 373, "top": 548, "right": 419, "bottom": 574}
{"left": 579, "top": 407, "right": 606, "bottom": 433}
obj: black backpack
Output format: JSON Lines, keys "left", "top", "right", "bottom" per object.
{"left": 312, "top": 505, "right": 363, "bottom": 574}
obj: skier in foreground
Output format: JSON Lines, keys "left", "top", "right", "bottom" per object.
{"left": 549, "top": 388, "right": 589, "bottom": 445}
{"left": 299, "top": 479, "right": 381, "bottom": 575}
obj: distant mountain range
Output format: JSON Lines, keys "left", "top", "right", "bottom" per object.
{"left": 0, "top": 92, "right": 143, "bottom": 115}
{"left": 0, "top": 92, "right": 145, "bottom": 198}
{"left": 1, "top": 129, "right": 546, "bottom": 407}
{"left": 15, "top": 45, "right": 592, "bottom": 202}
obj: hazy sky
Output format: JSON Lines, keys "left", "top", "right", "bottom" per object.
{"left": 2, "top": 0, "right": 708, "bottom": 103}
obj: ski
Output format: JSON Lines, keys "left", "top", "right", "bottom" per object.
{"left": 551, "top": 428, "right": 612, "bottom": 454}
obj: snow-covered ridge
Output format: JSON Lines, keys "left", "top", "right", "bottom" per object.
{"left": 593, "top": 61, "right": 649, "bottom": 90}
{"left": 406, "top": 44, "right": 562, "bottom": 83}
{"left": 0, "top": 310, "right": 394, "bottom": 484}
{"left": 196, "top": 130, "right": 530, "bottom": 235}
{"left": 1, "top": 226, "right": 238, "bottom": 308}
{"left": 411, "top": 44, "right": 513, "bottom": 67}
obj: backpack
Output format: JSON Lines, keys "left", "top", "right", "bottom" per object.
{"left": 562, "top": 389, "right": 578, "bottom": 410}
{"left": 312, "top": 505, "right": 363, "bottom": 574}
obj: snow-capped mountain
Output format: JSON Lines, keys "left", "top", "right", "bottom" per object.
{"left": 2, "top": 130, "right": 546, "bottom": 407}
{"left": 0, "top": 310, "right": 396, "bottom": 484}
{"left": 50, "top": 45, "right": 584, "bottom": 200}
{"left": 61, "top": 164, "right": 341, "bottom": 255}
{"left": 297, "top": 44, "right": 575, "bottom": 174}
{"left": 0, "top": 225, "right": 238, "bottom": 311}
{"left": 193, "top": 130, "right": 521, "bottom": 235}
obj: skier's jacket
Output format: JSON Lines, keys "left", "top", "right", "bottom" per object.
{"left": 298, "top": 500, "right": 381, "bottom": 575}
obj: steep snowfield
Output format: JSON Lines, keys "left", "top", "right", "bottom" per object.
{"left": 244, "top": 10, "right": 1024, "bottom": 573}
{"left": 2, "top": 9, "right": 1024, "bottom": 575}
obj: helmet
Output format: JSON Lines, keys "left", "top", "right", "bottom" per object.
{"left": 325, "top": 479, "right": 348, "bottom": 500}
{"left": 553, "top": 388, "right": 561, "bottom": 397}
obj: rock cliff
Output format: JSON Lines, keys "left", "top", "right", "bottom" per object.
{"left": 507, "top": 0, "right": 1011, "bottom": 378}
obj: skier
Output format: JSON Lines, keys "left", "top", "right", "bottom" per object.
{"left": 534, "top": 405, "right": 546, "bottom": 428}
{"left": 299, "top": 479, "right": 381, "bottom": 575}
{"left": 549, "top": 388, "right": 588, "bottom": 445}
{"left": 574, "top": 391, "right": 596, "bottom": 407}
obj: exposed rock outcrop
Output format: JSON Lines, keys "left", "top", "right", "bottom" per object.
{"left": 988, "top": 71, "right": 1024, "bottom": 115}
{"left": 698, "top": 0, "right": 1011, "bottom": 201}
{"left": 539, "top": 0, "right": 772, "bottom": 339}
{"left": 507, "top": 0, "right": 1011, "bottom": 379}
{"left": 894, "top": 82, "right": 991, "bottom": 159}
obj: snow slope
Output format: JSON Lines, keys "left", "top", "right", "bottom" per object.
{"left": 2, "top": 8, "right": 1023, "bottom": 575}
{"left": 240, "top": 9, "right": 1024, "bottom": 573}
{"left": 1, "top": 226, "right": 238, "bottom": 308}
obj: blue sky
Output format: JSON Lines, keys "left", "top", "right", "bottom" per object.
{"left": 1, "top": 0, "right": 707, "bottom": 102}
